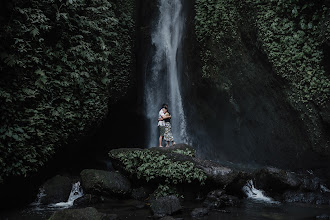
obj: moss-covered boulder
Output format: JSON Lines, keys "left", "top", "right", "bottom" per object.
{"left": 80, "top": 169, "right": 131, "bottom": 197}
{"left": 109, "top": 144, "right": 248, "bottom": 196}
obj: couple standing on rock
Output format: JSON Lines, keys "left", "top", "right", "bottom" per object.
{"left": 158, "top": 104, "right": 176, "bottom": 147}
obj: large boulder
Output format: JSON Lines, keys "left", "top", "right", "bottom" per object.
{"left": 80, "top": 169, "right": 131, "bottom": 197}
{"left": 39, "top": 175, "right": 72, "bottom": 205}
{"left": 109, "top": 145, "right": 249, "bottom": 193}
{"left": 150, "top": 195, "right": 182, "bottom": 217}
{"left": 48, "top": 207, "right": 117, "bottom": 220}
{"left": 253, "top": 167, "right": 302, "bottom": 193}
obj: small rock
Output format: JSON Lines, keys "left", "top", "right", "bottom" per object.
{"left": 40, "top": 175, "right": 72, "bottom": 205}
{"left": 191, "top": 208, "right": 208, "bottom": 218}
{"left": 150, "top": 195, "right": 182, "bottom": 217}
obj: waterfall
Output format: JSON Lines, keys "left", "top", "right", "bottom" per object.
{"left": 242, "top": 180, "right": 279, "bottom": 204}
{"left": 144, "top": 0, "right": 188, "bottom": 147}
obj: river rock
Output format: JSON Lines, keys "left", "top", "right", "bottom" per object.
{"left": 203, "top": 190, "right": 240, "bottom": 209}
{"left": 160, "top": 217, "right": 176, "bottom": 220}
{"left": 131, "top": 186, "right": 152, "bottom": 201}
{"left": 39, "top": 175, "right": 72, "bottom": 204}
{"left": 253, "top": 167, "right": 302, "bottom": 193}
{"left": 80, "top": 169, "right": 131, "bottom": 197}
{"left": 48, "top": 207, "right": 115, "bottom": 220}
{"left": 191, "top": 208, "right": 209, "bottom": 218}
{"left": 73, "top": 194, "right": 101, "bottom": 206}
{"left": 283, "top": 191, "right": 330, "bottom": 205}
{"left": 150, "top": 195, "right": 182, "bottom": 217}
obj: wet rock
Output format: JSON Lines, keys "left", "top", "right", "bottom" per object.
{"left": 131, "top": 186, "right": 152, "bottom": 201}
{"left": 40, "top": 175, "right": 72, "bottom": 205}
{"left": 160, "top": 217, "right": 176, "bottom": 220}
{"left": 48, "top": 207, "right": 113, "bottom": 220}
{"left": 203, "top": 190, "right": 240, "bottom": 209}
{"left": 191, "top": 208, "right": 209, "bottom": 218}
{"left": 283, "top": 191, "right": 330, "bottom": 205}
{"left": 73, "top": 194, "right": 101, "bottom": 206}
{"left": 300, "top": 177, "right": 321, "bottom": 191}
{"left": 150, "top": 195, "right": 182, "bottom": 217}
{"left": 317, "top": 214, "right": 330, "bottom": 219}
{"left": 254, "top": 167, "right": 302, "bottom": 193}
{"left": 80, "top": 169, "right": 131, "bottom": 197}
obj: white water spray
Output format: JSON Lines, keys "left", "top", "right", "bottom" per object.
{"left": 145, "top": 0, "right": 188, "bottom": 147}
{"left": 243, "top": 180, "right": 280, "bottom": 204}
{"left": 49, "top": 181, "right": 83, "bottom": 208}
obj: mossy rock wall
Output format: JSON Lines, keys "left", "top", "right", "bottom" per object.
{"left": 186, "top": 0, "right": 330, "bottom": 168}
{"left": 0, "top": 0, "right": 136, "bottom": 182}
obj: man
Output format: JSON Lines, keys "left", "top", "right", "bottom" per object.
{"left": 158, "top": 104, "right": 171, "bottom": 147}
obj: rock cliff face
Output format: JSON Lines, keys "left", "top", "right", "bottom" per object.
{"left": 182, "top": 0, "right": 330, "bottom": 169}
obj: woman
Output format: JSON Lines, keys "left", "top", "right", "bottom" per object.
{"left": 163, "top": 110, "right": 175, "bottom": 147}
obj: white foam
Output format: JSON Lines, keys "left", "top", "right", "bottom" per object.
{"left": 242, "top": 180, "right": 280, "bottom": 204}
{"left": 48, "top": 181, "right": 83, "bottom": 208}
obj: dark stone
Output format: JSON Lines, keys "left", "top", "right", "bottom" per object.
{"left": 317, "top": 214, "right": 330, "bottom": 219}
{"left": 203, "top": 190, "right": 240, "bottom": 210}
{"left": 283, "top": 191, "right": 330, "bottom": 205}
{"left": 300, "top": 177, "right": 321, "bottom": 191}
{"left": 150, "top": 195, "right": 182, "bottom": 217}
{"left": 39, "top": 175, "right": 72, "bottom": 205}
{"left": 102, "top": 214, "right": 118, "bottom": 220}
{"left": 191, "top": 208, "right": 209, "bottom": 218}
{"left": 159, "top": 217, "right": 176, "bottom": 220}
{"left": 131, "top": 186, "right": 152, "bottom": 201}
{"left": 73, "top": 194, "right": 101, "bottom": 206}
{"left": 48, "top": 207, "right": 109, "bottom": 220}
{"left": 80, "top": 169, "right": 131, "bottom": 197}
{"left": 254, "top": 167, "right": 302, "bottom": 193}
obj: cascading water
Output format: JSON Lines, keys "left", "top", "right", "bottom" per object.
{"left": 144, "top": 0, "right": 188, "bottom": 147}
{"left": 242, "top": 180, "right": 279, "bottom": 204}
{"left": 49, "top": 181, "right": 83, "bottom": 208}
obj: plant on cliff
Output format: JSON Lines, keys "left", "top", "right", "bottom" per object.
{"left": 109, "top": 149, "right": 207, "bottom": 185}
{"left": 194, "top": 0, "right": 330, "bottom": 152}
{"left": 0, "top": 0, "right": 134, "bottom": 182}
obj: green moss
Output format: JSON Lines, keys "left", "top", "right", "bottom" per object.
{"left": 0, "top": 0, "right": 135, "bottom": 181}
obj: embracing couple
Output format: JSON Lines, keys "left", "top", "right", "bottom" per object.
{"left": 158, "top": 104, "right": 175, "bottom": 147}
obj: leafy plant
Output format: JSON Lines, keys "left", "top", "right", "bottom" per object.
{"left": 109, "top": 149, "right": 207, "bottom": 185}
{"left": 0, "top": 0, "right": 135, "bottom": 181}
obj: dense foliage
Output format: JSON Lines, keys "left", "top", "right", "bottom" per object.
{"left": 109, "top": 148, "right": 207, "bottom": 197}
{"left": 194, "top": 0, "right": 330, "bottom": 152}
{"left": 0, "top": 0, "right": 135, "bottom": 182}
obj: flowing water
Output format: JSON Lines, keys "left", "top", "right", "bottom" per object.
{"left": 144, "top": 0, "right": 188, "bottom": 147}
{"left": 242, "top": 180, "right": 280, "bottom": 204}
